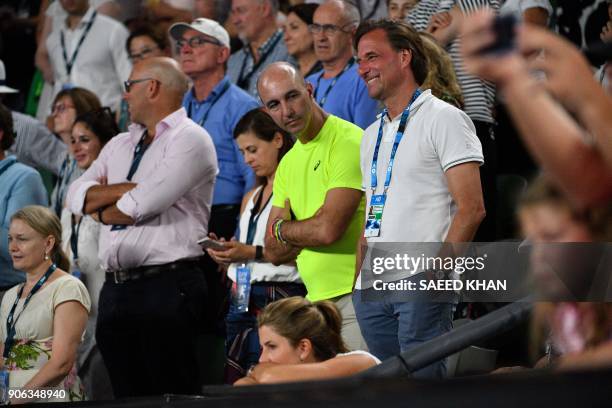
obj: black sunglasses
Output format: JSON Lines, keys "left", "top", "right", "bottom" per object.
{"left": 123, "top": 77, "right": 157, "bottom": 93}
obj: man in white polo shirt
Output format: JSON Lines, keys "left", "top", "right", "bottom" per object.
{"left": 353, "top": 19, "right": 485, "bottom": 378}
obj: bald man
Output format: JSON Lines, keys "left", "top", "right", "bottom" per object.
{"left": 66, "top": 57, "right": 218, "bottom": 397}
{"left": 259, "top": 62, "right": 367, "bottom": 350}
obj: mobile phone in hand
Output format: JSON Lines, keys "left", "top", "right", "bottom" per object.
{"left": 198, "top": 237, "right": 226, "bottom": 251}
{"left": 478, "top": 14, "right": 517, "bottom": 56}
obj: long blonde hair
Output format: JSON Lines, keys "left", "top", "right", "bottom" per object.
{"left": 11, "top": 205, "right": 70, "bottom": 271}
{"left": 419, "top": 33, "right": 464, "bottom": 109}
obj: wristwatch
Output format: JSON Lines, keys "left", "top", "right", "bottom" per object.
{"left": 255, "top": 245, "right": 264, "bottom": 261}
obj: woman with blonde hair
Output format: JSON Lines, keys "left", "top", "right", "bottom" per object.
{"left": 235, "top": 297, "right": 379, "bottom": 385}
{"left": 1, "top": 206, "right": 90, "bottom": 403}
{"left": 419, "top": 33, "right": 463, "bottom": 109}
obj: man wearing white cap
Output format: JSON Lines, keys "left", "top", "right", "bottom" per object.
{"left": 170, "top": 19, "right": 258, "bottom": 235}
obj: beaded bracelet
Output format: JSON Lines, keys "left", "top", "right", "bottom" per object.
{"left": 273, "top": 219, "right": 288, "bottom": 244}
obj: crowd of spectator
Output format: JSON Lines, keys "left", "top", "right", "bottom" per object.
{"left": 0, "top": 0, "right": 611, "bottom": 404}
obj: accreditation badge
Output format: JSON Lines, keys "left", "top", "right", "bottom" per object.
{"left": 364, "top": 194, "right": 386, "bottom": 238}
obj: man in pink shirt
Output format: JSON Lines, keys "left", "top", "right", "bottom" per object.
{"left": 66, "top": 57, "right": 218, "bottom": 397}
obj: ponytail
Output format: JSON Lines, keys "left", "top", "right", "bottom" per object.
{"left": 52, "top": 247, "right": 71, "bottom": 272}
{"left": 258, "top": 296, "right": 349, "bottom": 361}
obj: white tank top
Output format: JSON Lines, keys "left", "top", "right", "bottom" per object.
{"left": 228, "top": 186, "right": 301, "bottom": 284}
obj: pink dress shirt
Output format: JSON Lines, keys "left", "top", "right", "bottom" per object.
{"left": 66, "top": 108, "right": 218, "bottom": 271}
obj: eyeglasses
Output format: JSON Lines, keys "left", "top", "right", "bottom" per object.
{"left": 308, "top": 22, "right": 356, "bottom": 35}
{"left": 129, "top": 46, "right": 159, "bottom": 62}
{"left": 51, "top": 102, "right": 75, "bottom": 115}
{"left": 123, "top": 77, "right": 157, "bottom": 93}
{"left": 175, "top": 35, "right": 221, "bottom": 52}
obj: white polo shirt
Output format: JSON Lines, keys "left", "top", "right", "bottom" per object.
{"left": 356, "top": 90, "right": 483, "bottom": 288}
{"left": 360, "top": 89, "right": 483, "bottom": 242}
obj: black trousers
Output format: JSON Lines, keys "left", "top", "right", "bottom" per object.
{"left": 96, "top": 264, "right": 207, "bottom": 398}
{"left": 472, "top": 120, "right": 498, "bottom": 242}
{"left": 201, "top": 204, "right": 241, "bottom": 335}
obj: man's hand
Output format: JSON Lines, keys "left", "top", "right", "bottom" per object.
{"left": 264, "top": 203, "right": 302, "bottom": 266}
{"left": 521, "top": 25, "right": 599, "bottom": 112}
{"left": 280, "top": 198, "right": 292, "bottom": 221}
{"left": 444, "top": 162, "right": 486, "bottom": 243}
{"left": 460, "top": 10, "right": 529, "bottom": 88}
{"left": 426, "top": 11, "right": 452, "bottom": 33}
{"left": 427, "top": 6, "right": 462, "bottom": 46}
{"left": 280, "top": 188, "right": 363, "bottom": 247}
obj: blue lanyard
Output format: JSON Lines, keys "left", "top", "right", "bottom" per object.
{"left": 188, "top": 81, "right": 230, "bottom": 128}
{"left": 3, "top": 264, "right": 57, "bottom": 359}
{"left": 127, "top": 130, "right": 150, "bottom": 181}
{"left": 370, "top": 89, "right": 421, "bottom": 193}
{"left": 246, "top": 186, "right": 272, "bottom": 246}
{"left": 110, "top": 131, "right": 149, "bottom": 231}
{"left": 237, "top": 32, "right": 282, "bottom": 89}
{"left": 70, "top": 214, "right": 83, "bottom": 261}
{"left": 314, "top": 57, "right": 355, "bottom": 107}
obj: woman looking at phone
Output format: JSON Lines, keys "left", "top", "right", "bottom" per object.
{"left": 205, "top": 109, "right": 306, "bottom": 384}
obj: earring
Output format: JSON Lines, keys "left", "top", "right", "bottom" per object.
{"left": 44, "top": 253, "right": 49, "bottom": 261}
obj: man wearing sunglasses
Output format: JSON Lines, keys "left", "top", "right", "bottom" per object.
{"left": 66, "top": 57, "right": 218, "bottom": 398}
{"left": 306, "top": 0, "right": 379, "bottom": 130}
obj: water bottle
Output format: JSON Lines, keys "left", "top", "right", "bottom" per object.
{"left": 235, "top": 263, "right": 252, "bottom": 312}
{"left": 0, "top": 367, "right": 9, "bottom": 405}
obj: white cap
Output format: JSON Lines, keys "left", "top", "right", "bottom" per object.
{"left": 169, "top": 18, "right": 230, "bottom": 49}
{"left": 0, "top": 60, "right": 18, "bottom": 94}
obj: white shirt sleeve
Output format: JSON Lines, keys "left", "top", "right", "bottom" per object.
{"left": 430, "top": 105, "right": 484, "bottom": 172}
